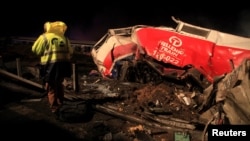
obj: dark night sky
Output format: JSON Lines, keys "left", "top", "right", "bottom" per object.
{"left": 1, "top": 2, "right": 250, "bottom": 41}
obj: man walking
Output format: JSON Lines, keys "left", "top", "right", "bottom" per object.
{"left": 32, "top": 21, "right": 73, "bottom": 113}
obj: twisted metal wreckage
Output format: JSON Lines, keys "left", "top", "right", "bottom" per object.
{"left": 1, "top": 17, "right": 250, "bottom": 140}
{"left": 90, "top": 16, "right": 250, "bottom": 120}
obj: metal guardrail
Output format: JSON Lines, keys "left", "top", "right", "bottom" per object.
{"left": 1, "top": 36, "right": 96, "bottom": 54}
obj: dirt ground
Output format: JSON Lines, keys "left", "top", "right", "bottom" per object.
{"left": 0, "top": 76, "right": 206, "bottom": 141}
{"left": 0, "top": 43, "right": 206, "bottom": 141}
{"left": 0, "top": 86, "right": 132, "bottom": 141}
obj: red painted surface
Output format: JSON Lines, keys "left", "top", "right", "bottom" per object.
{"left": 136, "top": 27, "right": 250, "bottom": 82}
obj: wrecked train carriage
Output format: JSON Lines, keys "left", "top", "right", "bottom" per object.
{"left": 91, "top": 17, "right": 250, "bottom": 91}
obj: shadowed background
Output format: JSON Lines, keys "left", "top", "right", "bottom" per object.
{"left": 1, "top": 2, "right": 250, "bottom": 41}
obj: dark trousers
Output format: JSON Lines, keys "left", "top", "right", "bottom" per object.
{"left": 45, "top": 78, "right": 64, "bottom": 112}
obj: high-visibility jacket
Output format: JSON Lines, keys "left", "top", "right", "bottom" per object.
{"left": 32, "top": 33, "right": 73, "bottom": 65}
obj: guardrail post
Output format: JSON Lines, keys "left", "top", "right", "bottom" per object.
{"left": 16, "top": 58, "right": 21, "bottom": 77}
{"left": 72, "top": 63, "right": 79, "bottom": 93}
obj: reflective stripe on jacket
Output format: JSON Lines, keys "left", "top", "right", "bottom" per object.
{"left": 32, "top": 33, "right": 73, "bottom": 65}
